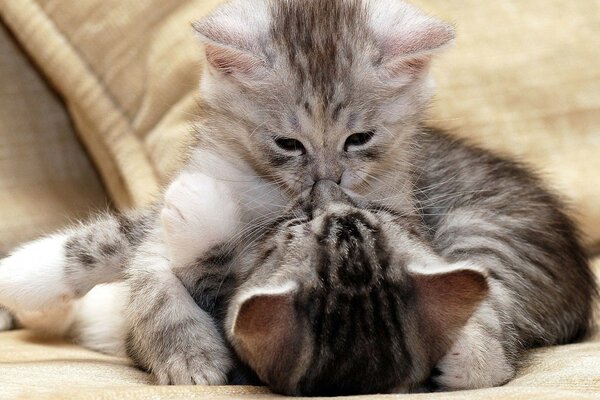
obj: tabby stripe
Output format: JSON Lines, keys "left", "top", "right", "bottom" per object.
{"left": 443, "top": 234, "right": 558, "bottom": 281}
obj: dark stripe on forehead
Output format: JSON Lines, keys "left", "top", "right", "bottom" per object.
{"left": 318, "top": 211, "right": 373, "bottom": 240}
{"left": 301, "top": 285, "right": 413, "bottom": 394}
{"left": 297, "top": 204, "right": 416, "bottom": 394}
{"left": 385, "top": 285, "right": 413, "bottom": 367}
{"left": 271, "top": 0, "right": 368, "bottom": 104}
{"left": 331, "top": 102, "right": 346, "bottom": 122}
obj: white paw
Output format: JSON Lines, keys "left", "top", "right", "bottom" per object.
{"left": 161, "top": 172, "right": 240, "bottom": 266}
{"left": 0, "top": 308, "right": 13, "bottom": 331}
{"left": 433, "top": 327, "right": 514, "bottom": 390}
{"left": 154, "top": 351, "right": 230, "bottom": 386}
{"left": 0, "top": 234, "right": 73, "bottom": 311}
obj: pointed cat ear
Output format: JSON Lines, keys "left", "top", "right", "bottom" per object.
{"left": 230, "top": 282, "right": 302, "bottom": 377}
{"left": 371, "top": 3, "right": 455, "bottom": 81}
{"left": 411, "top": 263, "right": 488, "bottom": 350}
{"left": 193, "top": 1, "right": 270, "bottom": 80}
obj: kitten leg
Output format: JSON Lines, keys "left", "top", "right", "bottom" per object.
{"left": 126, "top": 240, "right": 232, "bottom": 385}
{"left": 432, "top": 302, "right": 515, "bottom": 390}
{"left": 127, "top": 173, "right": 240, "bottom": 385}
{"left": 0, "top": 212, "right": 146, "bottom": 336}
{"left": 0, "top": 233, "right": 76, "bottom": 312}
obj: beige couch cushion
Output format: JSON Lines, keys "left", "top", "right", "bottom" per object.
{"left": 0, "top": 22, "right": 107, "bottom": 253}
{"left": 1, "top": 0, "right": 599, "bottom": 248}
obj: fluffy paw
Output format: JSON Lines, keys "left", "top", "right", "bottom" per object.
{"left": 153, "top": 350, "right": 230, "bottom": 386}
{"left": 0, "top": 307, "right": 13, "bottom": 331}
{"left": 149, "top": 319, "right": 233, "bottom": 386}
{"left": 161, "top": 172, "right": 240, "bottom": 265}
{"left": 432, "top": 327, "right": 514, "bottom": 390}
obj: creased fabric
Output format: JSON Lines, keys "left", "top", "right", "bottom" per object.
{"left": 0, "top": 21, "right": 107, "bottom": 253}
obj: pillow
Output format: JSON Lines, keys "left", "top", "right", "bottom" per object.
{"left": 1, "top": 0, "right": 599, "bottom": 248}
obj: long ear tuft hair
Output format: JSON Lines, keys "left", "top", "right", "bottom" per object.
{"left": 193, "top": 0, "right": 271, "bottom": 80}
{"left": 369, "top": 1, "right": 455, "bottom": 83}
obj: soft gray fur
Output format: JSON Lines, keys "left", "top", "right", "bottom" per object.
{"left": 0, "top": 0, "right": 595, "bottom": 395}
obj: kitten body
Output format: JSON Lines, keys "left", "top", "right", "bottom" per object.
{"left": 0, "top": 0, "right": 595, "bottom": 393}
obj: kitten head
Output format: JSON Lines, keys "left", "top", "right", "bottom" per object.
{"left": 226, "top": 181, "right": 487, "bottom": 395}
{"left": 193, "top": 0, "right": 453, "bottom": 196}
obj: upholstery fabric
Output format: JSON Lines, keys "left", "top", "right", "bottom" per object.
{"left": 0, "top": 21, "right": 107, "bottom": 254}
{"left": 0, "top": 259, "right": 598, "bottom": 400}
{"left": 0, "top": 0, "right": 599, "bottom": 247}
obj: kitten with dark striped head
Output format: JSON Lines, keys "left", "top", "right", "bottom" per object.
{"left": 225, "top": 180, "right": 488, "bottom": 395}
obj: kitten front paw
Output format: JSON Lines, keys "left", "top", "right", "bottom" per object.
{"left": 148, "top": 320, "right": 233, "bottom": 386}
{"left": 161, "top": 172, "right": 240, "bottom": 265}
{"left": 432, "top": 326, "right": 515, "bottom": 390}
{"left": 153, "top": 349, "right": 230, "bottom": 386}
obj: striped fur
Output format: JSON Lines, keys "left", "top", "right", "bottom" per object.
{"left": 224, "top": 170, "right": 595, "bottom": 394}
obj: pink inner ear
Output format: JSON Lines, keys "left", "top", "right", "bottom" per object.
{"left": 233, "top": 292, "right": 299, "bottom": 367}
{"left": 204, "top": 44, "right": 265, "bottom": 78}
{"left": 235, "top": 294, "right": 294, "bottom": 337}
{"left": 415, "top": 269, "right": 488, "bottom": 339}
{"left": 384, "top": 55, "right": 432, "bottom": 78}
{"left": 384, "top": 23, "right": 455, "bottom": 56}
{"left": 380, "top": 21, "right": 454, "bottom": 79}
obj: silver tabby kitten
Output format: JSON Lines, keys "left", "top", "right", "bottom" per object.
{"left": 0, "top": 0, "right": 596, "bottom": 392}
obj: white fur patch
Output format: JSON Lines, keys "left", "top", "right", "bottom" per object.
{"left": 227, "top": 281, "right": 298, "bottom": 339}
{"left": 161, "top": 172, "right": 240, "bottom": 266}
{"left": 0, "top": 234, "right": 73, "bottom": 311}
{"left": 75, "top": 283, "right": 129, "bottom": 357}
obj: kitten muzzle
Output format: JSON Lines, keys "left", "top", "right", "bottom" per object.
{"left": 309, "top": 180, "right": 352, "bottom": 209}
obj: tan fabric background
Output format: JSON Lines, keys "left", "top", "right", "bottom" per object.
{"left": 0, "top": 22, "right": 107, "bottom": 254}
{"left": 0, "top": 0, "right": 599, "bottom": 247}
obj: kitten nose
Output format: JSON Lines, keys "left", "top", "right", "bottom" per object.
{"left": 310, "top": 180, "right": 349, "bottom": 207}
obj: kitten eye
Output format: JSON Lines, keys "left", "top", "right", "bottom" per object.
{"left": 344, "top": 131, "right": 375, "bottom": 151}
{"left": 274, "top": 137, "right": 306, "bottom": 155}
